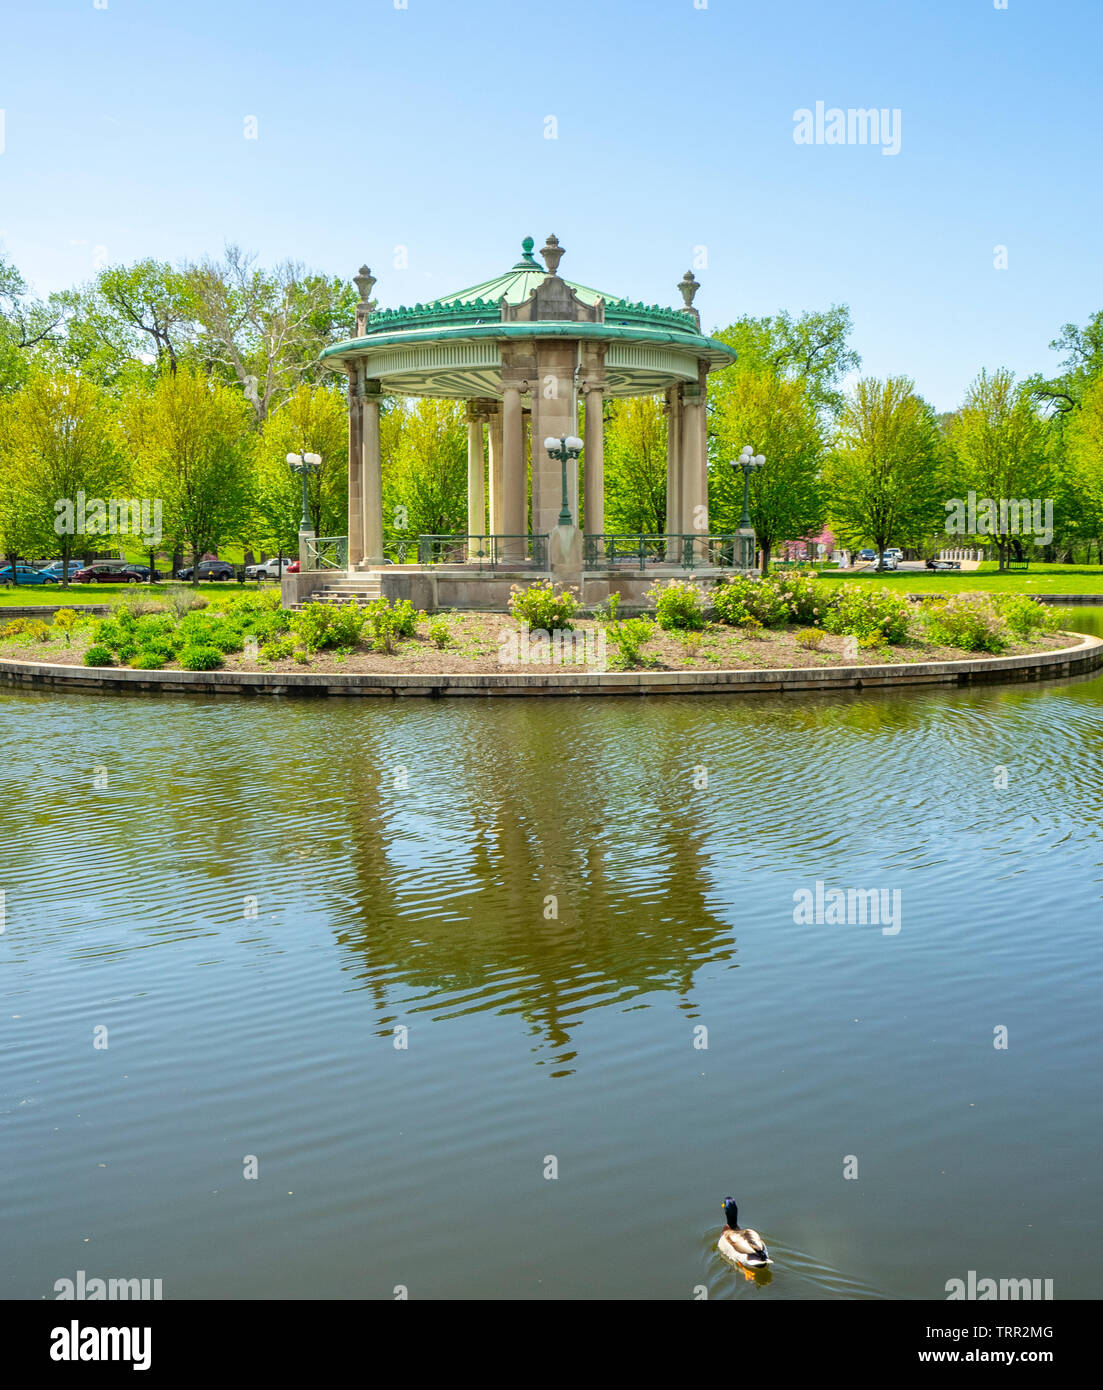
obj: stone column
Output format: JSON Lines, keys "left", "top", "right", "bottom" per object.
{"left": 361, "top": 380, "right": 384, "bottom": 565}
{"left": 466, "top": 408, "right": 486, "bottom": 545}
{"left": 680, "top": 369, "right": 708, "bottom": 562}
{"left": 583, "top": 383, "right": 604, "bottom": 538}
{"left": 665, "top": 386, "right": 683, "bottom": 561}
{"left": 488, "top": 409, "right": 503, "bottom": 535}
{"left": 347, "top": 366, "right": 364, "bottom": 569}
{"left": 501, "top": 384, "right": 525, "bottom": 562}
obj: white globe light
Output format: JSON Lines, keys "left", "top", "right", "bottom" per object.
{"left": 285, "top": 452, "right": 300, "bottom": 464}
{"left": 304, "top": 452, "right": 322, "bottom": 465}
{"left": 566, "top": 435, "right": 584, "bottom": 451}
{"left": 741, "top": 445, "right": 753, "bottom": 457}
{"left": 544, "top": 436, "right": 561, "bottom": 452}
{"left": 754, "top": 454, "right": 765, "bottom": 466}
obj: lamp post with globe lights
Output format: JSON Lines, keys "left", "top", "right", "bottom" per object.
{"left": 544, "top": 434, "right": 585, "bottom": 527}
{"left": 732, "top": 445, "right": 765, "bottom": 570}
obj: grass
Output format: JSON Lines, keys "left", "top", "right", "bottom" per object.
{"left": 811, "top": 563, "right": 1103, "bottom": 597}
{"left": 0, "top": 580, "right": 270, "bottom": 606}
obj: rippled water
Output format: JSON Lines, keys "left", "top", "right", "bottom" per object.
{"left": 2, "top": 610, "right": 1101, "bottom": 1300}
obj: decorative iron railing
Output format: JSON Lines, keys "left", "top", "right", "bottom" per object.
{"left": 416, "top": 534, "right": 550, "bottom": 568}
{"left": 304, "top": 535, "right": 348, "bottom": 570}
{"left": 583, "top": 533, "right": 750, "bottom": 569}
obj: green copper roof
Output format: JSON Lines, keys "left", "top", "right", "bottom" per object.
{"left": 359, "top": 237, "right": 701, "bottom": 338}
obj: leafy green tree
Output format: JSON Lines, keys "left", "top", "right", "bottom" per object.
{"left": 382, "top": 398, "right": 466, "bottom": 543}
{"left": 0, "top": 370, "right": 125, "bottom": 585}
{"left": 253, "top": 383, "right": 348, "bottom": 555}
{"left": 0, "top": 253, "right": 64, "bottom": 393}
{"left": 709, "top": 370, "right": 825, "bottom": 571}
{"left": 1064, "top": 374, "right": 1103, "bottom": 556}
{"left": 824, "top": 377, "right": 943, "bottom": 565}
{"left": 711, "top": 305, "right": 860, "bottom": 419}
{"left": 946, "top": 369, "right": 1052, "bottom": 569}
{"left": 601, "top": 396, "right": 667, "bottom": 533}
{"left": 123, "top": 369, "right": 253, "bottom": 581}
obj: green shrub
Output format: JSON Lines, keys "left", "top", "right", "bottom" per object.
{"left": 738, "top": 615, "right": 765, "bottom": 639}
{"left": 648, "top": 579, "right": 708, "bottom": 631}
{"left": 823, "top": 584, "right": 912, "bottom": 644}
{"left": 608, "top": 617, "right": 656, "bottom": 669}
{"left": 52, "top": 609, "right": 79, "bottom": 644}
{"left": 129, "top": 652, "right": 165, "bottom": 670}
{"left": 92, "top": 617, "right": 122, "bottom": 648}
{"left": 178, "top": 645, "right": 225, "bottom": 671}
{"left": 996, "top": 593, "right": 1057, "bottom": 640}
{"left": 796, "top": 628, "right": 825, "bottom": 650}
{"left": 428, "top": 617, "right": 451, "bottom": 649}
{"left": 117, "top": 642, "right": 140, "bottom": 663}
{"left": 921, "top": 594, "right": 1010, "bottom": 653}
{"left": 593, "top": 591, "right": 622, "bottom": 623}
{"left": 260, "top": 636, "right": 296, "bottom": 661}
{"left": 508, "top": 580, "right": 578, "bottom": 632}
{"left": 292, "top": 649, "right": 311, "bottom": 665}
{"left": 83, "top": 645, "right": 114, "bottom": 667}
{"left": 712, "top": 574, "right": 789, "bottom": 628}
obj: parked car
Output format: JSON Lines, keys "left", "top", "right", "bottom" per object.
{"left": 856, "top": 548, "right": 878, "bottom": 562}
{"left": 0, "top": 564, "right": 58, "bottom": 586}
{"left": 285, "top": 560, "right": 300, "bottom": 574}
{"left": 72, "top": 561, "right": 142, "bottom": 584}
{"left": 176, "top": 560, "right": 235, "bottom": 581}
{"left": 879, "top": 553, "right": 899, "bottom": 571}
{"left": 883, "top": 548, "right": 903, "bottom": 561}
{"left": 37, "top": 560, "right": 84, "bottom": 581}
{"left": 244, "top": 556, "right": 293, "bottom": 580}
{"left": 123, "top": 564, "right": 161, "bottom": 582}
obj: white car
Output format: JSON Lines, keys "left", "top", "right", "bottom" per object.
{"left": 245, "top": 557, "right": 293, "bottom": 579}
{"left": 883, "top": 548, "right": 903, "bottom": 561}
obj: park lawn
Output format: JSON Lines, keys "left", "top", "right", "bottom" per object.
{"left": 0, "top": 581, "right": 272, "bottom": 607}
{"left": 812, "top": 565, "right": 1103, "bottom": 597}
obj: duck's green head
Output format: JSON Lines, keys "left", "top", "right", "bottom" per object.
{"left": 722, "top": 1197, "right": 739, "bottom": 1227}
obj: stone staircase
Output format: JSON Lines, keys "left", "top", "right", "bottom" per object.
{"left": 290, "top": 572, "right": 383, "bottom": 610}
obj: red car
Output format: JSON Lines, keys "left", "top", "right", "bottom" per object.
{"left": 73, "top": 562, "right": 142, "bottom": 584}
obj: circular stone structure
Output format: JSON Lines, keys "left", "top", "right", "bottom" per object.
{"left": 319, "top": 235, "right": 737, "bottom": 570}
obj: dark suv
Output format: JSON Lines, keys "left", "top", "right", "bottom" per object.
{"left": 176, "top": 560, "right": 235, "bottom": 581}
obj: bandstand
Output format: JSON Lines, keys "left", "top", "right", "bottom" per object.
{"left": 295, "top": 236, "right": 746, "bottom": 612}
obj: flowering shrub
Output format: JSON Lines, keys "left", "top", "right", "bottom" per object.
{"left": 648, "top": 579, "right": 708, "bottom": 631}
{"left": 995, "top": 593, "right": 1057, "bottom": 640}
{"left": 712, "top": 574, "right": 788, "bottom": 627}
{"left": 920, "top": 594, "right": 1010, "bottom": 653}
{"left": 822, "top": 585, "right": 912, "bottom": 644}
{"left": 608, "top": 617, "right": 656, "bottom": 669}
{"left": 508, "top": 580, "right": 578, "bottom": 632}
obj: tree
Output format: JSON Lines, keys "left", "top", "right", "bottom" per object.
{"left": 0, "top": 253, "right": 64, "bottom": 393}
{"left": 59, "top": 260, "right": 198, "bottom": 387}
{"left": 712, "top": 305, "right": 860, "bottom": 419}
{"left": 123, "top": 369, "right": 253, "bottom": 581}
{"left": 1028, "top": 309, "right": 1103, "bottom": 417}
{"left": 1064, "top": 374, "right": 1103, "bottom": 555}
{"left": 0, "top": 371, "right": 124, "bottom": 585}
{"left": 946, "top": 369, "right": 1052, "bottom": 569}
{"left": 824, "top": 377, "right": 943, "bottom": 565}
{"left": 252, "top": 383, "right": 349, "bottom": 556}
{"left": 601, "top": 396, "right": 667, "bottom": 533}
{"left": 708, "top": 370, "right": 826, "bottom": 572}
{"left": 187, "top": 245, "right": 356, "bottom": 423}
{"left": 382, "top": 398, "right": 466, "bottom": 541}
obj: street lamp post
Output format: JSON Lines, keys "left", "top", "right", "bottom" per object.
{"left": 286, "top": 451, "right": 322, "bottom": 533}
{"left": 731, "top": 445, "right": 765, "bottom": 570}
{"left": 543, "top": 434, "right": 585, "bottom": 527}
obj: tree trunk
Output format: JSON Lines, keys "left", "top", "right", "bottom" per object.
{"left": 759, "top": 540, "right": 772, "bottom": 574}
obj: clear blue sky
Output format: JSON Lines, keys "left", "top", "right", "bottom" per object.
{"left": 1, "top": 0, "right": 1100, "bottom": 410}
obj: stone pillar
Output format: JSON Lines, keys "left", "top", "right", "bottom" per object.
{"left": 488, "top": 409, "right": 503, "bottom": 535}
{"left": 680, "top": 369, "right": 708, "bottom": 562}
{"left": 665, "top": 386, "right": 684, "bottom": 561}
{"left": 361, "top": 380, "right": 383, "bottom": 565}
{"left": 466, "top": 409, "right": 486, "bottom": 543}
{"left": 347, "top": 367, "right": 364, "bottom": 568}
{"left": 501, "top": 384, "right": 525, "bottom": 561}
{"left": 530, "top": 344, "right": 578, "bottom": 537}
{"left": 581, "top": 344, "right": 606, "bottom": 541}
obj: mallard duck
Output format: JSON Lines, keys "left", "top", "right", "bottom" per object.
{"left": 718, "top": 1196, "right": 772, "bottom": 1277}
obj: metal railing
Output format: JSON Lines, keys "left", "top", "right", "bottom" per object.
{"left": 304, "top": 536, "right": 348, "bottom": 571}
{"left": 584, "top": 533, "right": 750, "bottom": 569}
{"left": 416, "top": 534, "right": 549, "bottom": 568}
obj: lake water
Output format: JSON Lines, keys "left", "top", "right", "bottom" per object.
{"left": 3, "top": 609, "right": 1101, "bottom": 1300}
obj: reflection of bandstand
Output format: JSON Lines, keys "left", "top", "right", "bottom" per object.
{"left": 302, "top": 236, "right": 751, "bottom": 611}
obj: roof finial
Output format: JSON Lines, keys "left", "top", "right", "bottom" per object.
{"left": 677, "top": 269, "right": 700, "bottom": 311}
{"left": 539, "top": 234, "right": 565, "bottom": 277}
{"left": 354, "top": 265, "right": 377, "bottom": 332}
{"left": 513, "top": 237, "right": 543, "bottom": 270}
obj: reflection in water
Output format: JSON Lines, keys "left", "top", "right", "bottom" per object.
{"left": 1, "top": 608, "right": 1101, "bottom": 1300}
